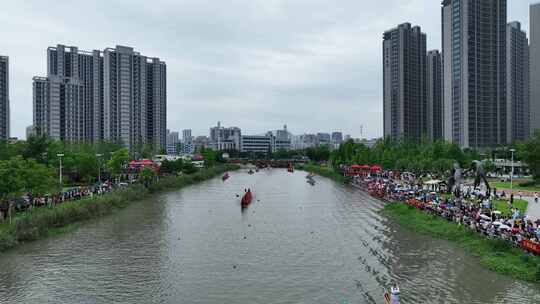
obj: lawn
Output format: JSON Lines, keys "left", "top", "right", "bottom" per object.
{"left": 492, "top": 199, "right": 528, "bottom": 217}
{"left": 489, "top": 180, "right": 540, "bottom": 192}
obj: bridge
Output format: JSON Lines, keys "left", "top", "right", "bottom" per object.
{"left": 227, "top": 158, "right": 308, "bottom": 168}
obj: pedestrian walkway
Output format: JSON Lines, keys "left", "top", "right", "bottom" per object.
{"left": 525, "top": 196, "right": 540, "bottom": 221}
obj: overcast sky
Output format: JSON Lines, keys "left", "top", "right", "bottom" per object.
{"left": 1, "top": 0, "right": 536, "bottom": 139}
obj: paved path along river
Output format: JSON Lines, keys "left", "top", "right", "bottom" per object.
{"left": 525, "top": 196, "right": 540, "bottom": 221}
{"left": 0, "top": 169, "right": 539, "bottom": 304}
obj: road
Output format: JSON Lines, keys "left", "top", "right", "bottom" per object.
{"left": 525, "top": 195, "right": 540, "bottom": 220}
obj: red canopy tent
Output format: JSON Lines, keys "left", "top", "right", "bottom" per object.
{"left": 128, "top": 159, "right": 160, "bottom": 172}
{"left": 370, "top": 165, "right": 382, "bottom": 172}
{"left": 192, "top": 155, "right": 204, "bottom": 161}
{"left": 346, "top": 164, "right": 372, "bottom": 176}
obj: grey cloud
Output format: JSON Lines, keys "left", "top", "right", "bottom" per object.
{"left": 1, "top": 0, "right": 535, "bottom": 138}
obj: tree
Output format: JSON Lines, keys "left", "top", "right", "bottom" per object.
{"left": 306, "top": 145, "right": 330, "bottom": 163}
{"left": 140, "top": 167, "right": 156, "bottom": 187}
{"left": 200, "top": 148, "right": 218, "bottom": 167}
{"left": 160, "top": 159, "right": 184, "bottom": 175}
{"left": 0, "top": 157, "right": 26, "bottom": 201}
{"left": 70, "top": 152, "right": 99, "bottom": 183}
{"left": 107, "top": 149, "right": 130, "bottom": 181}
{"left": 182, "top": 162, "right": 198, "bottom": 174}
{"left": 140, "top": 144, "right": 155, "bottom": 159}
{"left": 21, "top": 158, "right": 58, "bottom": 195}
{"left": 23, "top": 135, "right": 51, "bottom": 163}
{"left": 0, "top": 157, "right": 58, "bottom": 201}
{"left": 482, "top": 160, "right": 496, "bottom": 174}
{"left": 518, "top": 130, "right": 540, "bottom": 181}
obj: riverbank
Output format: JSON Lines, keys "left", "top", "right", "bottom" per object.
{"left": 0, "top": 164, "right": 239, "bottom": 252}
{"left": 383, "top": 203, "right": 540, "bottom": 283}
{"left": 296, "top": 164, "right": 345, "bottom": 183}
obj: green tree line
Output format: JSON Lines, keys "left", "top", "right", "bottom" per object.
{"left": 517, "top": 130, "right": 540, "bottom": 182}
{"left": 0, "top": 135, "right": 128, "bottom": 199}
{"left": 330, "top": 138, "right": 481, "bottom": 174}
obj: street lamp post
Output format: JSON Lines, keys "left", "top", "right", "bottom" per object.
{"left": 97, "top": 154, "right": 103, "bottom": 183}
{"left": 57, "top": 154, "right": 64, "bottom": 186}
{"left": 509, "top": 149, "right": 516, "bottom": 191}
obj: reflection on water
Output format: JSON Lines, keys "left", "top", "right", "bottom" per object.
{"left": 0, "top": 169, "right": 538, "bottom": 304}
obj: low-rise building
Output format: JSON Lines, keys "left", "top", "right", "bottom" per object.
{"left": 272, "top": 125, "right": 291, "bottom": 151}
{"left": 209, "top": 121, "right": 241, "bottom": 151}
{"left": 317, "top": 133, "right": 331, "bottom": 145}
{"left": 193, "top": 136, "right": 210, "bottom": 151}
{"left": 331, "top": 132, "right": 343, "bottom": 144}
{"left": 241, "top": 133, "right": 275, "bottom": 154}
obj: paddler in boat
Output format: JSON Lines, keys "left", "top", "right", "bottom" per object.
{"left": 384, "top": 284, "right": 400, "bottom": 304}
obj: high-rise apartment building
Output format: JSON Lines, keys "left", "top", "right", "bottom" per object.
{"left": 166, "top": 129, "right": 179, "bottom": 155}
{"left": 44, "top": 45, "right": 103, "bottom": 142}
{"left": 383, "top": 23, "right": 427, "bottom": 141}
{"left": 531, "top": 3, "right": 540, "bottom": 134}
{"left": 427, "top": 50, "right": 443, "bottom": 141}
{"left": 33, "top": 44, "right": 166, "bottom": 152}
{"left": 33, "top": 75, "right": 84, "bottom": 141}
{"left": 0, "top": 56, "right": 9, "bottom": 139}
{"left": 182, "top": 129, "right": 192, "bottom": 143}
{"left": 442, "top": 0, "right": 507, "bottom": 148}
{"left": 103, "top": 46, "right": 167, "bottom": 151}
{"left": 506, "top": 22, "right": 530, "bottom": 142}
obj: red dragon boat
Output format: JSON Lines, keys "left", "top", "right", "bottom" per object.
{"left": 241, "top": 190, "right": 253, "bottom": 207}
{"left": 287, "top": 164, "right": 294, "bottom": 173}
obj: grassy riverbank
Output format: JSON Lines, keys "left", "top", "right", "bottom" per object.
{"left": 297, "top": 163, "right": 345, "bottom": 183}
{"left": 0, "top": 164, "right": 239, "bottom": 252}
{"left": 383, "top": 203, "right": 540, "bottom": 282}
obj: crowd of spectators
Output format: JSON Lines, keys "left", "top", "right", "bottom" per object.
{"left": 0, "top": 181, "right": 129, "bottom": 222}
{"left": 353, "top": 172, "right": 540, "bottom": 255}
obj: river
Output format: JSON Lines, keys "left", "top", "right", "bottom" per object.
{"left": 0, "top": 169, "right": 539, "bottom": 304}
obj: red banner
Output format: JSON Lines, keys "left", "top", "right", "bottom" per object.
{"left": 521, "top": 239, "right": 540, "bottom": 254}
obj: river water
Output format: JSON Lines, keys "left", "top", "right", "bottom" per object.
{"left": 0, "top": 169, "right": 539, "bottom": 304}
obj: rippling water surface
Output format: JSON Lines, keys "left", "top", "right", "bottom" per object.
{"left": 0, "top": 169, "right": 539, "bottom": 303}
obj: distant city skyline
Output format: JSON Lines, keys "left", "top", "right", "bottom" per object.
{"left": 0, "top": 1, "right": 536, "bottom": 139}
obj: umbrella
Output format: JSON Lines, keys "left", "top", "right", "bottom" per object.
{"left": 499, "top": 225, "right": 511, "bottom": 230}
{"left": 492, "top": 221, "right": 502, "bottom": 226}
{"left": 480, "top": 214, "right": 491, "bottom": 220}
{"left": 492, "top": 211, "right": 502, "bottom": 215}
